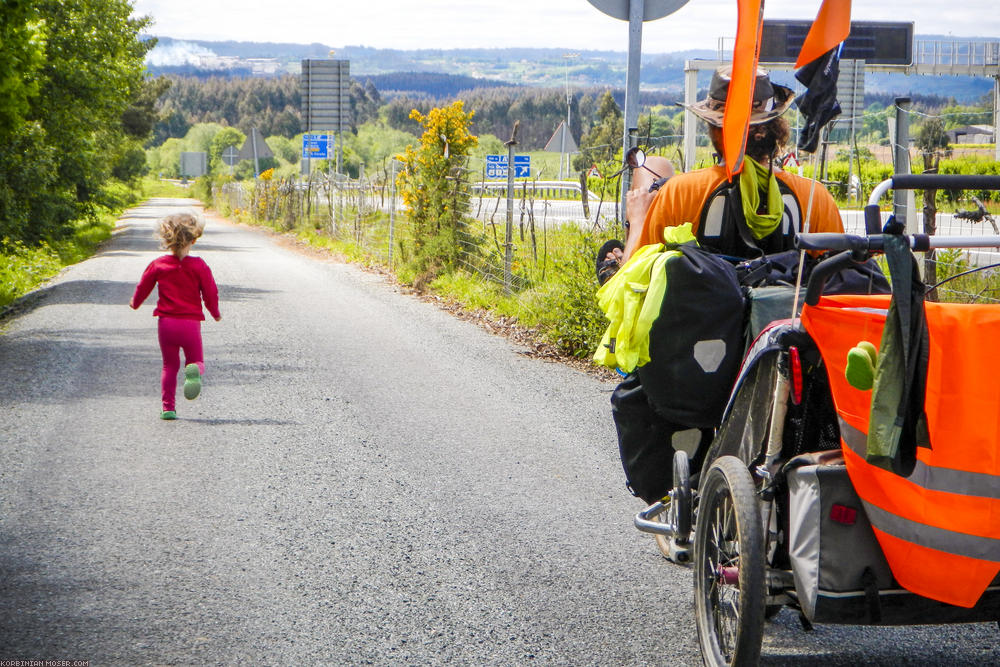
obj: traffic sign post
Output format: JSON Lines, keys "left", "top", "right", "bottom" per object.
{"left": 301, "top": 134, "right": 330, "bottom": 160}
{"left": 587, "top": 0, "right": 689, "bottom": 222}
{"left": 301, "top": 59, "right": 350, "bottom": 177}
{"left": 221, "top": 145, "right": 240, "bottom": 168}
{"left": 485, "top": 154, "right": 531, "bottom": 179}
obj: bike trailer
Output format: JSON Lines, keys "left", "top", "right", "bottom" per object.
{"left": 802, "top": 292, "right": 1000, "bottom": 608}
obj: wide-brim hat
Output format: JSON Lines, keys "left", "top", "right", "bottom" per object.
{"left": 682, "top": 65, "right": 794, "bottom": 128}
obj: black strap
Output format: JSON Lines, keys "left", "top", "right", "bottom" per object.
{"left": 862, "top": 567, "right": 882, "bottom": 624}
{"left": 726, "top": 183, "right": 765, "bottom": 259}
{"left": 698, "top": 177, "right": 799, "bottom": 259}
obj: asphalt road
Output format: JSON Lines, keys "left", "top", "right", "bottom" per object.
{"left": 1, "top": 199, "right": 997, "bottom": 665}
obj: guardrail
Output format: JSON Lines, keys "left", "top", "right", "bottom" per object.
{"left": 471, "top": 180, "right": 600, "bottom": 202}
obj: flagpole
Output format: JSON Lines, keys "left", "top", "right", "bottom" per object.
{"left": 791, "top": 149, "right": 818, "bottom": 324}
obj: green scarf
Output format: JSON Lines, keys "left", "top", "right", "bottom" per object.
{"left": 739, "top": 156, "right": 783, "bottom": 239}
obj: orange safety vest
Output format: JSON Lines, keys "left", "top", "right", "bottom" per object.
{"left": 802, "top": 293, "right": 1000, "bottom": 608}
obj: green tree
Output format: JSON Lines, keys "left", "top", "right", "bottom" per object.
{"left": 349, "top": 122, "right": 420, "bottom": 171}
{"left": 0, "top": 2, "right": 47, "bottom": 136}
{"left": 574, "top": 91, "right": 622, "bottom": 171}
{"left": 396, "top": 101, "right": 478, "bottom": 273}
{"left": 861, "top": 102, "right": 888, "bottom": 143}
{"left": 916, "top": 116, "right": 952, "bottom": 298}
{"left": 147, "top": 137, "right": 185, "bottom": 178}
{"left": 184, "top": 123, "right": 226, "bottom": 154}
{"left": 938, "top": 104, "right": 990, "bottom": 130}
{"left": 209, "top": 127, "right": 246, "bottom": 173}
{"left": 266, "top": 135, "right": 300, "bottom": 165}
{"left": 0, "top": 0, "right": 152, "bottom": 243}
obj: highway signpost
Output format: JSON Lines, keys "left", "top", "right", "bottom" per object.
{"left": 179, "top": 151, "right": 207, "bottom": 180}
{"left": 221, "top": 145, "right": 240, "bottom": 167}
{"left": 485, "top": 154, "right": 531, "bottom": 179}
{"left": 301, "top": 59, "right": 350, "bottom": 176}
{"left": 301, "top": 134, "right": 330, "bottom": 160}
{"left": 587, "top": 0, "right": 690, "bottom": 220}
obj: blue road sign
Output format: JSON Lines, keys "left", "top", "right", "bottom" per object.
{"left": 302, "top": 134, "right": 330, "bottom": 159}
{"left": 485, "top": 154, "right": 531, "bottom": 179}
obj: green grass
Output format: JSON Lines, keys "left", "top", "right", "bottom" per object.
{"left": 1, "top": 183, "right": 138, "bottom": 310}
{"left": 142, "top": 178, "right": 192, "bottom": 198}
{"left": 0, "top": 216, "right": 117, "bottom": 309}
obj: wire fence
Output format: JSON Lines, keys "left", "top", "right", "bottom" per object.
{"left": 214, "top": 166, "right": 999, "bottom": 305}
{"left": 214, "top": 166, "right": 622, "bottom": 297}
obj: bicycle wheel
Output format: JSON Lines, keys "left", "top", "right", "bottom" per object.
{"left": 654, "top": 450, "right": 692, "bottom": 556}
{"left": 694, "top": 456, "right": 765, "bottom": 667}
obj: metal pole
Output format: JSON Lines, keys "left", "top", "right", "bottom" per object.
{"left": 620, "top": 0, "right": 644, "bottom": 220}
{"left": 388, "top": 160, "right": 397, "bottom": 268}
{"left": 994, "top": 76, "right": 1000, "bottom": 162}
{"left": 504, "top": 122, "right": 519, "bottom": 294}
{"left": 560, "top": 63, "right": 568, "bottom": 181}
{"left": 305, "top": 61, "right": 312, "bottom": 178}
{"left": 893, "top": 97, "right": 912, "bottom": 227}
{"left": 683, "top": 63, "right": 698, "bottom": 172}
{"left": 846, "top": 60, "right": 860, "bottom": 203}
{"left": 560, "top": 52, "right": 578, "bottom": 180}
{"left": 251, "top": 127, "right": 260, "bottom": 178}
{"left": 565, "top": 96, "right": 571, "bottom": 178}
{"left": 336, "top": 131, "right": 342, "bottom": 176}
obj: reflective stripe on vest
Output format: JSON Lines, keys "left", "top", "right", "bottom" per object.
{"left": 840, "top": 419, "right": 1000, "bottom": 501}
{"left": 801, "top": 294, "right": 1000, "bottom": 607}
{"left": 863, "top": 502, "right": 1000, "bottom": 564}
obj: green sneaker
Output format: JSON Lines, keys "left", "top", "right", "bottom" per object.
{"left": 161, "top": 410, "right": 177, "bottom": 420}
{"left": 183, "top": 363, "right": 202, "bottom": 400}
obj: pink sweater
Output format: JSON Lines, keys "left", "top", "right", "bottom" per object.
{"left": 131, "top": 254, "right": 220, "bottom": 321}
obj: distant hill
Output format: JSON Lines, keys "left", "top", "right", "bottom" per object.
{"left": 142, "top": 36, "right": 997, "bottom": 102}
{"left": 358, "top": 72, "right": 520, "bottom": 98}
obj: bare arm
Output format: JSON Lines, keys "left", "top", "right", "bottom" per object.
{"left": 623, "top": 156, "right": 675, "bottom": 260}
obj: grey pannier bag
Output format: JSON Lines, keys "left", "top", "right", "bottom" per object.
{"left": 784, "top": 450, "right": 894, "bottom": 623}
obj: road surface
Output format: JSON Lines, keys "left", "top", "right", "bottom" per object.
{"left": 0, "top": 199, "right": 996, "bottom": 664}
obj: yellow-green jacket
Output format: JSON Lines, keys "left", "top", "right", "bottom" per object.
{"left": 593, "top": 223, "right": 698, "bottom": 372}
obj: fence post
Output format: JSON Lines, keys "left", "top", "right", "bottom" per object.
{"left": 504, "top": 121, "right": 520, "bottom": 294}
{"left": 893, "top": 97, "right": 912, "bottom": 228}
{"left": 388, "top": 160, "right": 398, "bottom": 269}
{"left": 994, "top": 76, "right": 1000, "bottom": 162}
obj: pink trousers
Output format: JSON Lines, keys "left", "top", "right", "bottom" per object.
{"left": 158, "top": 317, "right": 205, "bottom": 411}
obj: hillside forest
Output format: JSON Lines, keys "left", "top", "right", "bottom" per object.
{"left": 148, "top": 72, "right": 997, "bottom": 185}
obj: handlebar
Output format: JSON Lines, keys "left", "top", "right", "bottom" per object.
{"left": 797, "top": 233, "right": 1000, "bottom": 254}
{"left": 868, "top": 175, "right": 1000, "bottom": 206}
{"left": 865, "top": 175, "right": 1000, "bottom": 233}
{"left": 797, "top": 232, "right": 1000, "bottom": 306}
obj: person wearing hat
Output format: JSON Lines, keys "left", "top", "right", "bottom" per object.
{"left": 620, "top": 65, "right": 843, "bottom": 262}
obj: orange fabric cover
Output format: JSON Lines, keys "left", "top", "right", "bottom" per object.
{"left": 723, "top": 0, "right": 765, "bottom": 180}
{"left": 795, "top": 0, "right": 853, "bottom": 68}
{"left": 802, "top": 294, "right": 1000, "bottom": 607}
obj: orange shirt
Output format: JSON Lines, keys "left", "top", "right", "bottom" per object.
{"left": 636, "top": 164, "right": 844, "bottom": 249}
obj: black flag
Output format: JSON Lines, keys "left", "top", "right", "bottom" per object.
{"left": 795, "top": 46, "right": 842, "bottom": 153}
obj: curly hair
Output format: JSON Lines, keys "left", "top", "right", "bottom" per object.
{"left": 157, "top": 211, "right": 205, "bottom": 254}
{"left": 708, "top": 116, "right": 791, "bottom": 164}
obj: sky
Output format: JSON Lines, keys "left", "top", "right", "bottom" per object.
{"left": 131, "top": 0, "right": 1000, "bottom": 54}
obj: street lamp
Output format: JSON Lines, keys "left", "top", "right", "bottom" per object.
{"left": 561, "top": 52, "right": 579, "bottom": 180}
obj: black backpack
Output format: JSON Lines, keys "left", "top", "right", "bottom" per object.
{"left": 696, "top": 177, "right": 800, "bottom": 259}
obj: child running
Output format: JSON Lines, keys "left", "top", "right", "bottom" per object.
{"left": 130, "top": 210, "right": 222, "bottom": 420}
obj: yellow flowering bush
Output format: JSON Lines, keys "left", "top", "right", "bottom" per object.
{"left": 396, "top": 101, "right": 478, "bottom": 272}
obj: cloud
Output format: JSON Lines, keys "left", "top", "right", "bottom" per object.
{"left": 145, "top": 41, "right": 217, "bottom": 67}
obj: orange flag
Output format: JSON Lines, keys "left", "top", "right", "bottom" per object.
{"left": 795, "top": 0, "right": 852, "bottom": 68}
{"left": 722, "top": 0, "right": 765, "bottom": 181}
